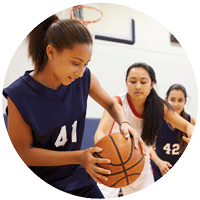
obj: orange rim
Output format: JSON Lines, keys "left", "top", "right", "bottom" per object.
{"left": 70, "top": 5, "right": 103, "bottom": 26}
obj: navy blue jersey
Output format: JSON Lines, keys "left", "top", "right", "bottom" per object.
{"left": 151, "top": 116, "right": 190, "bottom": 181}
{"left": 3, "top": 68, "right": 96, "bottom": 190}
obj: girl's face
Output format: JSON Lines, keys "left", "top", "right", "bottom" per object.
{"left": 166, "top": 90, "right": 186, "bottom": 115}
{"left": 47, "top": 43, "right": 92, "bottom": 87}
{"left": 126, "top": 67, "right": 154, "bottom": 102}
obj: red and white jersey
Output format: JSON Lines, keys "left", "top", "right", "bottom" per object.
{"left": 110, "top": 93, "right": 152, "bottom": 156}
{"left": 110, "top": 93, "right": 143, "bottom": 136}
{"left": 100, "top": 93, "right": 154, "bottom": 196}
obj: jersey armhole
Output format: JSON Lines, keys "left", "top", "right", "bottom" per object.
{"left": 114, "top": 96, "right": 123, "bottom": 106}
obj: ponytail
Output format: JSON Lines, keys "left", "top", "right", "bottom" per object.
{"left": 142, "top": 88, "right": 173, "bottom": 146}
{"left": 27, "top": 14, "right": 92, "bottom": 72}
{"left": 27, "top": 15, "right": 58, "bottom": 72}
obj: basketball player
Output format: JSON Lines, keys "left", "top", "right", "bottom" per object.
{"left": 3, "top": 15, "right": 145, "bottom": 198}
{"left": 94, "top": 63, "right": 194, "bottom": 197}
{"left": 151, "top": 84, "right": 195, "bottom": 181}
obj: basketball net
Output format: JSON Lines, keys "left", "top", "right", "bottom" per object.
{"left": 70, "top": 4, "right": 103, "bottom": 39}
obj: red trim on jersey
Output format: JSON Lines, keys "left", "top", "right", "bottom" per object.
{"left": 126, "top": 93, "right": 143, "bottom": 119}
{"left": 151, "top": 166, "right": 154, "bottom": 174}
{"left": 109, "top": 121, "right": 115, "bottom": 134}
{"left": 115, "top": 96, "right": 122, "bottom": 106}
{"left": 109, "top": 96, "right": 123, "bottom": 134}
{"left": 149, "top": 153, "right": 154, "bottom": 174}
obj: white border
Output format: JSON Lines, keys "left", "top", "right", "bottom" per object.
{"left": 1, "top": 1, "right": 199, "bottom": 200}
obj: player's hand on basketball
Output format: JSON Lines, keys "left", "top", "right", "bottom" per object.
{"left": 80, "top": 147, "right": 111, "bottom": 184}
{"left": 157, "top": 160, "right": 172, "bottom": 176}
{"left": 120, "top": 122, "right": 146, "bottom": 155}
{"left": 183, "top": 136, "right": 190, "bottom": 143}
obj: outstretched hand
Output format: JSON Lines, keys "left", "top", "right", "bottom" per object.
{"left": 120, "top": 122, "right": 146, "bottom": 155}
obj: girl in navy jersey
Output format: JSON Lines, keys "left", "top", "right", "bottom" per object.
{"left": 151, "top": 84, "right": 195, "bottom": 181}
{"left": 3, "top": 15, "right": 145, "bottom": 198}
{"left": 94, "top": 63, "right": 195, "bottom": 197}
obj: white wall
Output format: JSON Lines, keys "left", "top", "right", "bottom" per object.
{"left": 87, "top": 4, "right": 198, "bottom": 119}
{"left": 3, "top": 3, "right": 198, "bottom": 121}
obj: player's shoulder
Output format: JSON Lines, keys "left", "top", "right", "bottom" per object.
{"left": 83, "top": 67, "right": 90, "bottom": 79}
{"left": 113, "top": 93, "right": 126, "bottom": 105}
{"left": 3, "top": 72, "right": 29, "bottom": 98}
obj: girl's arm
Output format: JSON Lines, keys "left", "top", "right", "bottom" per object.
{"left": 7, "top": 97, "right": 110, "bottom": 183}
{"left": 8, "top": 97, "right": 84, "bottom": 166}
{"left": 94, "top": 97, "right": 119, "bottom": 144}
{"left": 191, "top": 117, "right": 196, "bottom": 126}
{"left": 89, "top": 72, "right": 146, "bottom": 153}
{"left": 150, "top": 146, "right": 172, "bottom": 176}
{"left": 163, "top": 104, "right": 194, "bottom": 138}
{"left": 183, "top": 117, "right": 195, "bottom": 143}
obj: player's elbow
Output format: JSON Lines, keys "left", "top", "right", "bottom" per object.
{"left": 106, "top": 100, "right": 117, "bottom": 113}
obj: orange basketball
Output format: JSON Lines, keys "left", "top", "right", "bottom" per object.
{"left": 94, "top": 132, "right": 144, "bottom": 188}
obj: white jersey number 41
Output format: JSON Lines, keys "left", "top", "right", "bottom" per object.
{"left": 55, "top": 120, "right": 77, "bottom": 147}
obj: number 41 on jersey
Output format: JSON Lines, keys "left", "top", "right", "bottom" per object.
{"left": 55, "top": 120, "right": 77, "bottom": 147}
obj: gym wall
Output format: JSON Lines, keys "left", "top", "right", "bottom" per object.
{"left": 2, "top": 4, "right": 198, "bottom": 149}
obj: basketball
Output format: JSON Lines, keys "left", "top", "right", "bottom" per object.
{"left": 94, "top": 132, "right": 145, "bottom": 188}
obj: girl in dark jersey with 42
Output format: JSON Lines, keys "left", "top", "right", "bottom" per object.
{"left": 151, "top": 84, "right": 195, "bottom": 181}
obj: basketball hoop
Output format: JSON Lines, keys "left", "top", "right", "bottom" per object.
{"left": 70, "top": 5, "right": 103, "bottom": 27}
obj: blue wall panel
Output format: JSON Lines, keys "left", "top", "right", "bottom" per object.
{"left": 81, "top": 118, "right": 100, "bottom": 150}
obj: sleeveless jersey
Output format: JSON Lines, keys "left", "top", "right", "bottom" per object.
{"left": 151, "top": 116, "right": 191, "bottom": 181}
{"left": 111, "top": 93, "right": 143, "bottom": 136}
{"left": 111, "top": 93, "right": 153, "bottom": 155}
{"left": 3, "top": 67, "right": 96, "bottom": 191}
{"left": 153, "top": 115, "right": 191, "bottom": 165}
{"left": 98, "top": 93, "right": 154, "bottom": 197}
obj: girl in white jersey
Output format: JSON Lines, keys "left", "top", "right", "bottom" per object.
{"left": 94, "top": 63, "right": 194, "bottom": 197}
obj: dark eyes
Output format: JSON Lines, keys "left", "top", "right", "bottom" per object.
{"left": 72, "top": 62, "right": 80, "bottom": 66}
{"left": 72, "top": 62, "right": 89, "bottom": 67}
{"left": 130, "top": 81, "right": 147, "bottom": 84}
{"left": 170, "top": 98, "right": 183, "bottom": 102}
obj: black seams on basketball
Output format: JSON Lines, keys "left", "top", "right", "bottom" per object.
{"left": 94, "top": 132, "right": 144, "bottom": 188}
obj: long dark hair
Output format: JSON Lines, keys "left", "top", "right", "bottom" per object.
{"left": 27, "top": 14, "right": 93, "bottom": 72}
{"left": 126, "top": 63, "right": 173, "bottom": 146}
{"left": 166, "top": 84, "right": 189, "bottom": 153}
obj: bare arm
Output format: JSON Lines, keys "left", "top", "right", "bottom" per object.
{"left": 150, "top": 146, "right": 172, "bottom": 176}
{"left": 8, "top": 97, "right": 87, "bottom": 166}
{"left": 90, "top": 72, "right": 146, "bottom": 153}
{"left": 183, "top": 117, "right": 195, "bottom": 143}
{"left": 150, "top": 146, "right": 161, "bottom": 166}
{"left": 94, "top": 97, "right": 118, "bottom": 144}
{"left": 89, "top": 72, "right": 127, "bottom": 128}
{"left": 191, "top": 117, "right": 196, "bottom": 126}
{"left": 7, "top": 97, "right": 110, "bottom": 183}
{"left": 164, "top": 104, "right": 194, "bottom": 138}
